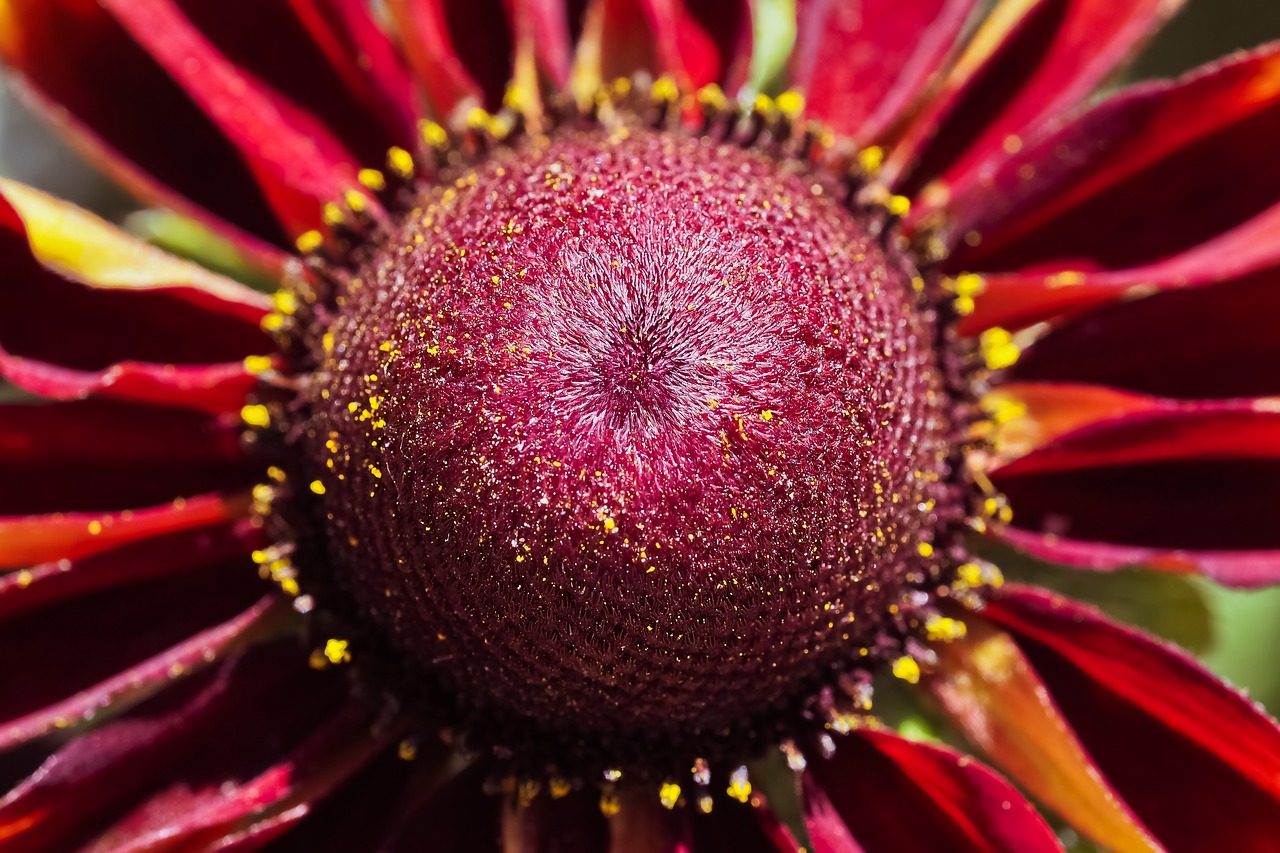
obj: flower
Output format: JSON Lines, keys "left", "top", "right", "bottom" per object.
{"left": 1, "top": 0, "right": 1279, "bottom": 850}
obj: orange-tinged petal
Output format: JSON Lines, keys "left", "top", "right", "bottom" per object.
{"left": 0, "top": 491, "right": 251, "bottom": 569}
{"left": 981, "top": 382, "right": 1157, "bottom": 465}
{"left": 925, "top": 612, "right": 1161, "bottom": 852}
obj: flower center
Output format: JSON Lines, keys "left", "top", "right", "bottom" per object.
{"left": 300, "top": 125, "right": 957, "bottom": 772}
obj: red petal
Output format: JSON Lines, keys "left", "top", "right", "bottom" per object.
{"left": 0, "top": 401, "right": 260, "bottom": 515}
{"left": 378, "top": 761, "right": 502, "bottom": 852}
{"left": 807, "top": 728, "right": 1060, "bottom": 852}
{"left": 990, "top": 396, "right": 1280, "bottom": 478}
{"left": 507, "top": 0, "right": 575, "bottom": 88}
{"left": 984, "top": 586, "right": 1280, "bottom": 849}
{"left": 0, "top": 641, "right": 342, "bottom": 852}
{"left": 508, "top": 789, "right": 609, "bottom": 853}
{"left": 1007, "top": 269, "right": 1280, "bottom": 399}
{"left": 388, "top": 0, "right": 514, "bottom": 114}
{"left": 925, "top": 607, "right": 1160, "bottom": 852}
{"left": 176, "top": 0, "right": 418, "bottom": 162}
{"left": 792, "top": 0, "right": 980, "bottom": 144}
{"left": 80, "top": 696, "right": 390, "bottom": 853}
{"left": 994, "top": 527, "right": 1280, "bottom": 587}
{"left": 640, "top": 0, "right": 753, "bottom": 90}
{"left": 0, "top": 491, "right": 251, "bottom": 568}
{"left": 888, "top": 0, "right": 1182, "bottom": 204}
{"left": 0, "top": 1, "right": 289, "bottom": 249}
{"left": 96, "top": 0, "right": 373, "bottom": 238}
{"left": 945, "top": 44, "right": 1280, "bottom": 276}
{"left": 0, "top": 520, "right": 264, "bottom": 623}
{"left": 691, "top": 798, "right": 801, "bottom": 853}
{"left": 0, "top": 589, "right": 277, "bottom": 749}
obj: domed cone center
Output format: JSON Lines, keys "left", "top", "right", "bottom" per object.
{"left": 302, "top": 127, "right": 956, "bottom": 769}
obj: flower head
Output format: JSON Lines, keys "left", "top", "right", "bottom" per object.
{"left": 1, "top": 0, "right": 1279, "bottom": 850}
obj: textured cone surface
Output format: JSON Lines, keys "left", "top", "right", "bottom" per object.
{"left": 305, "top": 127, "right": 954, "bottom": 763}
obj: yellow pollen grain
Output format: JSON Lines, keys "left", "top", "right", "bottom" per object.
{"left": 886, "top": 194, "right": 912, "bottom": 217}
{"left": 775, "top": 90, "right": 805, "bottom": 119}
{"left": 726, "top": 768, "right": 751, "bottom": 803}
{"left": 309, "top": 479, "right": 327, "bottom": 495}
{"left": 925, "top": 615, "right": 968, "bottom": 642}
{"left": 241, "top": 404, "right": 271, "bottom": 428}
{"left": 599, "top": 789, "right": 621, "bottom": 817}
{"left": 370, "top": 466, "right": 383, "bottom": 479}
{"left": 659, "top": 782, "right": 681, "bottom": 810}
{"left": 892, "top": 656, "right": 921, "bottom": 684}
{"left": 980, "top": 327, "right": 1021, "bottom": 370}
{"left": 87, "top": 519, "right": 103, "bottom": 535}
{"left": 260, "top": 313, "right": 285, "bottom": 333}
{"left": 323, "top": 638, "right": 351, "bottom": 665}
{"left": 358, "top": 168, "right": 387, "bottom": 192}
{"left": 760, "top": 409, "right": 773, "bottom": 421}
{"left": 917, "top": 542, "right": 934, "bottom": 558}
{"left": 387, "top": 146, "right": 415, "bottom": 179}
{"left": 858, "top": 146, "right": 885, "bottom": 174}
{"left": 243, "top": 355, "right": 273, "bottom": 374}
{"left": 294, "top": 230, "right": 324, "bottom": 253}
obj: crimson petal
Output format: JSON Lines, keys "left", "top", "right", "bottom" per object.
{"left": 0, "top": 642, "right": 342, "bottom": 852}
{"left": 888, "top": 0, "right": 1183, "bottom": 205}
{"left": 0, "top": 490, "right": 250, "bottom": 570}
{"left": 0, "top": 1, "right": 288, "bottom": 251}
{"left": 389, "top": 0, "right": 516, "bottom": 114}
{"left": 640, "top": 0, "right": 753, "bottom": 90}
{"left": 792, "top": 0, "right": 980, "bottom": 144}
{"left": 0, "top": 401, "right": 260, "bottom": 515}
{"left": 1009, "top": 269, "right": 1280, "bottom": 399}
{"left": 807, "top": 728, "right": 1060, "bottom": 852}
{"left": 984, "top": 586, "right": 1280, "bottom": 850}
{"left": 945, "top": 44, "right": 1280, "bottom": 276}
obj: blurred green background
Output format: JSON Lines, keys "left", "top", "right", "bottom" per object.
{"left": 1, "top": 0, "right": 1278, "bottom": 713}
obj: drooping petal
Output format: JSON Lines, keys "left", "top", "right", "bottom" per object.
{"left": 94, "top": 0, "right": 374, "bottom": 239}
{"left": 173, "top": 0, "right": 418, "bottom": 162}
{"left": 0, "top": 641, "right": 343, "bottom": 853}
{"left": 983, "top": 586, "right": 1280, "bottom": 850}
{"left": 0, "top": 520, "right": 264, "bottom": 623}
{"left": 925, "top": 608, "right": 1161, "bottom": 852}
{"left": 0, "top": 589, "right": 278, "bottom": 749}
{"left": 1006, "top": 269, "right": 1280, "bottom": 398}
{"left": 807, "top": 727, "right": 1061, "bottom": 852}
{"left": 387, "top": 0, "right": 515, "bottom": 115}
{"left": 0, "top": 491, "right": 251, "bottom": 569}
{"left": 0, "top": 2, "right": 283, "bottom": 251}
{"left": 0, "top": 401, "right": 260, "bottom": 515}
{"left": 945, "top": 44, "right": 1280, "bottom": 275}
{"left": 886, "top": 0, "right": 1184, "bottom": 205}
{"left": 994, "top": 527, "right": 1280, "bottom": 588}
{"left": 80, "top": 698, "right": 394, "bottom": 853}
{"left": 791, "top": 0, "right": 980, "bottom": 144}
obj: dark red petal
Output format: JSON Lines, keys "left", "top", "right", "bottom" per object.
{"left": 1009, "top": 269, "right": 1280, "bottom": 399}
{"left": 887, "top": 0, "right": 1182, "bottom": 204}
{"left": 990, "top": 397, "right": 1280, "bottom": 479}
{"left": 0, "top": 641, "right": 342, "bottom": 852}
{"left": 984, "top": 586, "right": 1280, "bottom": 850}
{"left": 175, "top": 0, "right": 418, "bottom": 163}
{"left": 389, "top": 0, "right": 515, "bottom": 114}
{"left": 377, "top": 761, "right": 502, "bottom": 852}
{"left": 0, "top": 520, "right": 264, "bottom": 623}
{"left": 925, "top": 607, "right": 1161, "bottom": 852}
{"left": 0, "top": 1, "right": 289, "bottom": 249}
{"left": 96, "top": 0, "right": 373, "bottom": 239}
{"left": 807, "top": 728, "right": 1061, "bottom": 853}
{"left": 508, "top": 789, "right": 610, "bottom": 853}
{"left": 945, "top": 44, "right": 1280, "bottom": 275}
{"left": 994, "top": 456, "right": 1280, "bottom": 565}
{"left": 0, "top": 491, "right": 250, "bottom": 569}
{"left": 792, "top": 0, "right": 979, "bottom": 144}
{"left": 508, "top": 0, "right": 575, "bottom": 88}
{"left": 994, "top": 527, "right": 1280, "bottom": 587}
{"left": 0, "top": 590, "right": 277, "bottom": 750}
{"left": 691, "top": 798, "right": 801, "bottom": 853}
{"left": 640, "top": 0, "right": 753, "bottom": 90}
{"left": 0, "top": 401, "right": 261, "bottom": 515}
{"left": 80, "top": 691, "right": 389, "bottom": 853}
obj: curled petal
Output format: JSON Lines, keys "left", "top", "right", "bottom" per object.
{"left": 807, "top": 727, "right": 1060, "bottom": 852}
{"left": 791, "top": 0, "right": 980, "bottom": 144}
{"left": 925, "top": 608, "right": 1160, "bottom": 852}
{"left": 982, "top": 586, "right": 1280, "bottom": 849}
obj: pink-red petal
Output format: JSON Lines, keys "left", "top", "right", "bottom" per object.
{"left": 807, "top": 727, "right": 1061, "bottom": 852}
{"left": 792, "top": 0, "right": 980, "bottom": 144}
{"left": 388, "top": 0, "right": 515, "bottom": 114}
{"left": 983, "top": 586, "right": 1280, "bottom": 850}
